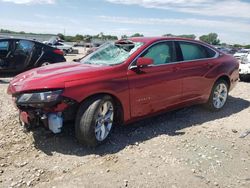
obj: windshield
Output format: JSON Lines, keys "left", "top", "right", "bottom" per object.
{"left": 80, "top": 41, "right": 144, "bottom": 65}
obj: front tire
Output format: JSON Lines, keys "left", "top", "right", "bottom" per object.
{"left": 75, "top": 95, "right": 115, "bottom": 147}
{"left": 205, "top": 80, "right": 229, "bottom": 111}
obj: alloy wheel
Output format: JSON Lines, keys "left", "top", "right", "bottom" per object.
{"left": 95, "top": 101, "right": 114, "bottom": 141}
{"left": 213, "top": 83, "right": 228, "bottom": 109}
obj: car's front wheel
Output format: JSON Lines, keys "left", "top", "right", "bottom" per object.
{"left": 206, "top": 79, "right": 229, "bottom": 111}
{"left": 75, "top": 95, "right": 115, "bottom": 147}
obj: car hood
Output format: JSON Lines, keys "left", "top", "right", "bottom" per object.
{"left": 8, "top": 62, "right": 108, "bottom": 94}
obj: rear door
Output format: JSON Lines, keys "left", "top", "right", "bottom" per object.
{"left": 127, "top": 41, "right": 182, "bottom": 118}
{"left": 10, "top": 40, "right": 35, "bottom": 71}
{"left": 175, "top": 41, "right": 218, "bottom": 101}
{"left": 29, "top": 43, "right": 43, "bottom": 66}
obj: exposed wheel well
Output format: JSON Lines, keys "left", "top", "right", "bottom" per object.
{"left": 216, "top": 75, "right": 231, "bottom": 89}
{"left": 79, "top": 93, "right": 124, "bottom": 125}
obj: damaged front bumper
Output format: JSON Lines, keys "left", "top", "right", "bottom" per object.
{"left": 14, "top": 92, "right": 78, "bottom": 133}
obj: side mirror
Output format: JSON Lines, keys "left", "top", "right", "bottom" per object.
{"left": 136, "top": 57, "right": 153, "bottom": 68}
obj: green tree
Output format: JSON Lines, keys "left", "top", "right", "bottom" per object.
{"left": 75, "top": 34, "right": 84, "bottom": 41}
{"left": 163, "top": 33, "right": 175, "bottom": 37}
{"left": 130, "top": 33, "right": 144, "bottom": 37}
{"left": 57, "top": 33, "right": 65, "bottom": 40}
{"left": 121, "top": 35, "right": 128, "bottom": 39}
{"left": 233, "top": 44, "right": 244, "bottom": 48}
{"left": 199, "top": 33, "right": 220, "bottom": 45}
{"left": 163, "top": 34, "right": 196, "bottom": 39}
{"left": 64, "top": 36, "right": 74, "bottom": 42}
{"left": 245, "top": 45, "right": 250, "bottom": 49}
{"left": 221, "top": 43, "right": 227, "bottom": 46}
{"left": 178, "top": 34, "right": 196, "bottom": 39}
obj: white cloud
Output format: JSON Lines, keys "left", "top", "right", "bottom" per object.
{"left": 0, "top": 18, "right": 94, "bottom": 35}
{"left": 106, "top": 0, "right": 250, "bottom": 19}
{"left": 1, "top": 0, "right": 56, "bottom": 4}
{"left": 99, "top": 15, "right": 250, "bottom": 33}
{"left": 98, "top": 15, "right": 250, "bottom": 43}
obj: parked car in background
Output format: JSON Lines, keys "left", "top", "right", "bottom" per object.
{"left": 86, "top": 43, "right": 101, "bottom": 55}
{"left": 44, "top": 38, "right": 73, "bottom": 55}
{"left": 217, "top": 47, "right": 236, "bottom": 55}
{"left": 0, "top": 38, "right": 66, "bottom": 74}
{"left": 239, "top": 53, "right": 250, "bottom": 81}
{"left": 234, "top": 49, "right": 250, "bottom": 61}
{"left": 8, "top": 37, "right": 239, "bottom": 147}
{"left": 51, "top": 41, "right": 73, "bottom": 54}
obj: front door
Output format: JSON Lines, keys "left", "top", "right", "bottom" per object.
{"left": 127, "top": 41, "right": 182, "bottom": 118}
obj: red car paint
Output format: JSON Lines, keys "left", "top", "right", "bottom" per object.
{"left": 7, "top": 37, "right": 239, "bottom": 124}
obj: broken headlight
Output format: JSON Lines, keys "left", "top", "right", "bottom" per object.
{"left": 17, "top": 90, "right": 63, "bottom": 104}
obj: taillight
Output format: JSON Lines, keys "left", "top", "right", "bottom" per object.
{"left": 53, "top": 49, "right": 64, "bottom": 55}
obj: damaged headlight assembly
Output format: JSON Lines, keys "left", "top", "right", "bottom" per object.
{"left": 17, "top": 90, "right": 63, "bottom": 106}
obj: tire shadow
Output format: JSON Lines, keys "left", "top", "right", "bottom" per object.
{"left": 32, "top": 96, "right": 250, "bottom": 156}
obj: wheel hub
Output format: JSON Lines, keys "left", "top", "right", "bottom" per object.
{"left": 213, "top": 83, "right": 228, "bottom": 109}
{"left": 95, "top": 101, "right": 114, "bottom": 141}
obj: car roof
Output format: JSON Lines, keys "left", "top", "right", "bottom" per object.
{"left": 128, "top": 37, "right": 218, "bottom": 52}
{"left": 129, "top": 37, "right": 203, "bottom": 45}
{"left": 0, "top": 37, "right": 43, "bottom": 44}
{"left": 0, "top": 38, "right": 55, "bottom": 49}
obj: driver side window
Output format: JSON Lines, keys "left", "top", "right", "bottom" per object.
{"left": 141, "top": 42, "right": 175, "bottom": 65}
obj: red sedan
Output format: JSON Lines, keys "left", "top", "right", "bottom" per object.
{"left": 7, "top": 37, "right": 239, "bottom": 146}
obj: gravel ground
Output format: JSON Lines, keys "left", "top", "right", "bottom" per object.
{"left": 0, "top": 71, "right": 250, "bottom": 187}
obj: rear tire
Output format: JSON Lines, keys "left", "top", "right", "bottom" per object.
{"left": 205, "top": 79, "right": 229, "bottom": 111}
{"left": 75, "top": 95, "right": 115, "bottom": 147}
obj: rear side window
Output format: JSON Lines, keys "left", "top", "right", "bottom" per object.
{"left": 16, "top": 40, "right": 35, "bottom": 53}
{"left": 141, "top": 42, "right": 175, "bottom": 65}
{"left": 0, "top": 41, "right": 9, "bottom": 51}
{"left": 179, "top": 41, "right": 216, "bottom": 61}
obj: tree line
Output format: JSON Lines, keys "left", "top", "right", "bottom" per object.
{"left": 57, "top": 32, "right": 118, "bottom": 42}
{"left": 0, "top": 29, "right": 249, "bottom": 48}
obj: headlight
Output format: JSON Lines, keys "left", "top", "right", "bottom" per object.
{"left": 17, "top": 90, "right": 63, "bottom": 104}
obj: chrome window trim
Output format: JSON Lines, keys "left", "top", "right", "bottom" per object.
{"left": 128, "top": 39, "right": 219, "bottom": 70}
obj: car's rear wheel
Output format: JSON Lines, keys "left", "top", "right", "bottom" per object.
{"left": 206, "top": 80, "right": 229, "bottom": 111}
{"left": 75, "top": 95, "right": 115, "bottom": 147}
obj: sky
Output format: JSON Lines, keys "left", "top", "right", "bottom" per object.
{"left": 0, "top": 0, "right": 250, "bottom": 44}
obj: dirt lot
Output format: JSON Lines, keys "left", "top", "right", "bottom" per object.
{"left": 0, "top": 67, "right": 250, "bottom": 187}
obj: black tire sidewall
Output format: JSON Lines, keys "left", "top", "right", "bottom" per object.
{"left": 75, "top": 95, "right": 114, "bottom": 147}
